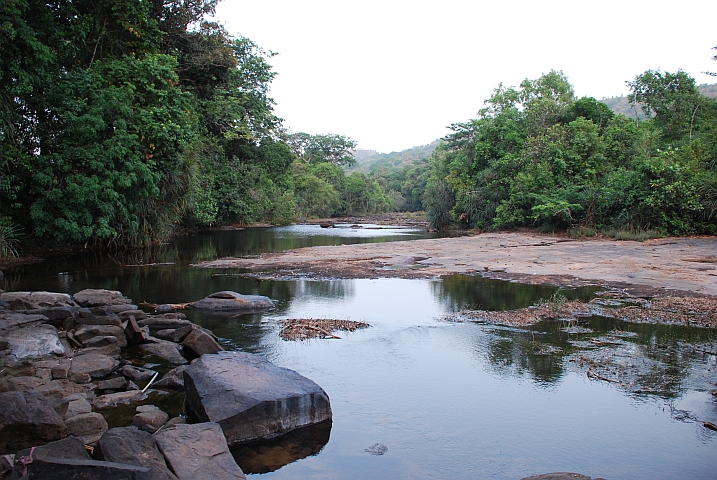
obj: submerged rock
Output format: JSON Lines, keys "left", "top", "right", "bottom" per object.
{"left": 183, "top": 351, "right": 332, "bottom": 445}
{"left": 190, "top": 291, "right": 273, "bottom": 312}
{"left": 154, "top": 422, "right": 246, "bottom": 480}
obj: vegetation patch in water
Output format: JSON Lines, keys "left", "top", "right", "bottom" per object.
{"left": 280, "top": 318, "right": 370, "bottom": 340}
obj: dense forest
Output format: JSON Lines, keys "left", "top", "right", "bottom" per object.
{"left": 1, "top": 0, "right": 716, "bottom": 257}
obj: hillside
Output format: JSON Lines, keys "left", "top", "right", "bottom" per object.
{"left": 349, "top": 140, "right": 440, "bottom": 172}
{"left": 602, "top": 83, "right": 717, "bottom": 118}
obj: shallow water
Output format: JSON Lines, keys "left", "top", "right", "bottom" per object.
{"left": 3, "top": 225, "right": 717, "bottom": 479}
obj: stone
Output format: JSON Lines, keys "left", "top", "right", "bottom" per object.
{"left": 15, "top": 457, "right": 151, "bottom": 479}
{"left": 35, "top": 380, "right": 96, "bottom": 403}
{"left": 0, "top": 313, "right": 47, "bottom": 332}
{"left": 74, "top": 324, "right": 127, "bottom": 348}
{"left": 69, "top": 352, "right": 119, "bottom": 379}
{"left": 74, "top": 315, "right": 122, "bottom": 327}
{"left": 56, "top": 397, "right": 93, "bottom": 420}
{"left": 154, "top": 423, "right": 246, "bottom": 480}
{"left": 119, "top": 309, "right": 147, "bottom": 321}
{"left": 2, "top": 324, "right": 65, "bottom": 360}
{"left": 91, "top": 304, "right": 138, "bottom": 315}
{"left": 75, "top": 343, "right": 122, "bottom": 359}
{"left": 133, "top": 405, "right": 169, "bottom": 433}
{"left": 14, "top": 435, "right": 90, "bottom": 461}
{"left": 0, "top": 375, "right": 46, "bottom": 392}
{"left": 23, "top": 306, "right": 79, "bottom": 325}
{"left": 92, "top": 390, "right": 147, "bottom": 409}
{"left": 64, "top": 412, "right": 108, "bottom": 444}
{"left": 138, "top": 340, "right": 187, "bottom": 365}
{"left": 155, "top": 304, "right": 174, "bottom": 313}
{"left": 164, "top": 416, "right": 186, "bottom": 428}
{"left": 182, "top": 328, "right": 223, "bottom": 357}
{"left": 98, "top": 376, "right": 128, "bottom": 391}
{"left": 120, "top": 365, "right": 155, "bottom": 382}
{"left": 190, "top": 291, "right": 273, "bottom": 312}
{"left": 51, "top": 359, "right": 72, "bottom": 379}
{"left": 73, "top": 289, "right": 132, "bottom": 308}
{"left": 82, "top": 335, "right": 120, "bottom": 348}
{"left": 183, "top": 351, "right": 332, "bottom": 445}
{"left": 0, "top": 291, "right": 76, "bottom": 311}
{"left": 521, "top": 474, "right": 595, "bottom": 480}
{"left": 96, "top": 426, "right": 178, "bottom": 480}
{"left": 154, "top": 365, "right": 188, "bottom": 390}
{"left": 138, "top": 317, "right": 192, "bottom": 330}
{"left": 125, "top": 317, "right": 152, "bottom": 345}
{"left": 0, "top": 390, "right": 68, "bottom": 454}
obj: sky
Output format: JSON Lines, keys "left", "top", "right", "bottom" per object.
{"left": 214, "top": 0, "right": 717, "bottom": 153}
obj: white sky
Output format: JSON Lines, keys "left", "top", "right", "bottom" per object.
{"left": 214, "top": 0, "right": 717, "bottom": 153}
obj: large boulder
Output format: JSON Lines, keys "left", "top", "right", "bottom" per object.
{"left": 190, "top": 291, "right": 273, "bottom": 313}
{"left": 133, "top": 405, "right": 169, "bottom": 433}
{"left": 1, "top": 324, "right": 65, "bottom": 362}
{"left": 182, "top": 327, "right": 223, "bottom": 357}
{"left": 96, "top": 426, "right": 178, "bottom": 480}
{"left": 0, "top": 313, "right": 48, "bottom": 333}
{"left": 138, "top": 339, "right": 187, "bottom": 365}
{"left": 154, "top": 422, "right": 246, "bottom": 480}
{"left": 0, "top": 390, "right": 68, "bottom": 454}
{"left": 0, "top": 291, "right": 76, "bottom": 311}
{"left": 74, "top": 324, "right": 127, "bottom": 348}
{"left": 64, "top": 412, "right": 108, "bottom": 444}
{"left": 183, "top": 351, "right": 332, "bottom": 445}
{"left": 69, "top": 352, "right": 119, "bottom": 379}
{"left": 73, "top": 289, "right": 132, "bottom": 308}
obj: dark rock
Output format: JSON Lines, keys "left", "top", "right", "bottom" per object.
{"left": 155, "top": 304, "right": 174, "bottom": 313}
{"left": 119, "top": 309, "right": 147, "bottom": 321}
{"left": 73, "top": 289, "right": 132, "bottom": 308}
{"left": 15, "top": 457, "right": 152, "bottom": 480}
{"left": 82, "top": 335, "right": 120, "bottom": 349}
{"left": 138, "top": 317, "right": 192, "bottom": 330}
{"left": 96, "top": 426, "right": 178, "bottom": 480}
{"left": 23, "top": 306, "right": 79, "bottom": 324}
{"left": 190, "top": 291, "right": 273, "bottom": 313}
{"left": 35, "top": 380, "right": 96, "bottom": 404}
{"left": 0, "top": 313, "right": 47, "bottom": 332}
{"left": 0, "top": 375, "right": 46, "bottom": 392}
{"left": 15, "top": 435, "right": 90, "bottom": 461}
{"left": 2, "top": 324, "right": 64, "bottom": 362}
{"left": 154, "top": 366, "right": 188, "bottom": 390}
{"left": 92, "top": 391, "right": 147, "bottom": 409}
{"left": 0, "top": 291, "right": 77, "bottom": 311}
{"left": 138, "top": 340, "right": 187, "bottom": 365}
{"left": 74, "top": 315, "right": 122, "bottom": 327}
{"left": 120, "top": 365, "right": 155, "bottom": 382}
{"left": 125, "top": 317, "right": 153, "bottom": 345}
{"left": 182, "top": 328, "right": 223, "bottom": 357}
{"left": 50, "top": 359, "right": 71, "bottom": 380}
{"left": 92, "top": 304, "right": 138, "bottom": 315}
{"left": 64, "top": 412, "right": 108, "bottom": 444}
{"left": 55, "top": 397, "right": 93, "bottom": 420}
{"left": 0, "top": 390, "right": 68, "bottom": 454}
{"left": 74, "top": 324, "right": 127, "bottom": 348}
{"left": 183, "top": 351, "right": 332, "bottom": 445}
{"left": 98, "top": 376, "right": 128, "bottom": 391}
{"left": 133, "top": 405, "right": 169, "bottom": 433}
{"left": 154, "top": 423, "right": 246, "bottom": 480}
{"left": 127, "top": 380, "right": 139, "bottom": 391}
{"left": 70, "top": 352, "right": 119, "bottom": 379}
{"left": 75, "top": 343, "right": 122, "bottom": 359}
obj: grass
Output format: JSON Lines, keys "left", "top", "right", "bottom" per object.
{"left": 568, "top": 226, "right": 597, "bottom": 238}
{"left": 0, "top": 221, "right": 22, "bottom": 258}
{"left": 600, "top": 228, "right": 666, "bottom": 242}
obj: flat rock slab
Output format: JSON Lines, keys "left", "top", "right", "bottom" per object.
{"left": 92, "top": 390, "right": 148, "bottom": 409}
{"left": 190, "top": 291, "right": 273, "bottom": 312}
{"left": 0, "top": 291, "right": 76, "bottom": 310}
{"left": 184, "top": 351, "right": 332, "bottom": 445}
{"left": 138, "top": 340, "right": 187, "bottom": 365}
{"left": 97, "top": 426, "right": 178, "bottom": 480}
{"left": 2, "top": 324, "right": 65, "bottom": 361}
{"left": 0, "top": 390, "right": 68, "bottom": 454}
{"left": 69, "top": 352, "right": 119, "bottom": 379}
{"left": 0, "top": 313, "right": 48, "bottom": 332}
{"left": 73, "top": 289, "right": 133, "bottom": 307}
{"left": 154, "top": 422, "right": 246, "bottom": 480}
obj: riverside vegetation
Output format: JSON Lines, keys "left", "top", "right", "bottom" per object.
{"left": 1, "top": 0, "right": 717, "bottom": 258}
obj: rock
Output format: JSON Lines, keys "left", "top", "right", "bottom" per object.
{"left": 190, "top": 291, "right": 273, "bottom": 312}
{"left": 182, "top": 328, "right": 223, "bottom": 357}
{"left": 125, "top": 317, "right": 153, "bottom": 345}
{"left": 120, "top": 365, "right": 155, "bottom": 382}
{"left": 138, "top": 340, "right": 187, "bottom": 365}
{"left": 1, "top": 324, "right": 65, "bottom": 361}
{"left": 14, "top": 435, "right": 90, "bottom": 461}
{"left": 91, "top": 304, "right": 138, "bottom": 315}
{"left": 0, "top": 390, "right": 68, "bottom": 454}
{"left": 56, "top": 397, "right": 93, "bottom": 420}
{"left": 98, "top": 376, "right": 128, "bottom": 391}
{"left": 74, "top": 324, "right": 127, "bottom": 348}
{"left": 164, "top": 416, "right": 186, "bottom": 428}
{"left": 92, "top": 390, "right": 147, "bottom": 409}
{"left": 35, "top": 380, "right": 96, "bottom": 404}
{"left": 156, "top": 304, "right": 175, "bottom": 313}
{"left": 138, "top": 317, "right": 192, "bottom": 330}
{"left": 74, "top": 315, "right": 122, "bottom": 327}
{"left": 51, "top": 359, "right": 72, "bottom": 379}
{"left": 0, "top": 313, "right": 47, "bottom": 332}
{"left": 23, "top": 306, "right": 79, "bottom": 325}
{"left": 183, "top": 351, "right": 332, "bottom": 445}
{"left": 154, "top": 422, "right": 246, "bottom": 480}
{"left": 133, "top": 405, "right": 169, "bottom": 433}
{"left": 75, "top": 343, "right": 122, "bottom": 359}
{"left": 0, "top": 375, "right": 46, "bottom": 392}
{"left": 64, "top": 412, "right": 108, "bottom": 444}
{"left": 73, "top": 289, "right": 132, "bottom": 308}
{"left": 70, "top": 352, "right": 119, "bottom": 379}
{"left": 96, "top": 427, "right": 178, "bottom": 480}
{"left": 14, "top": 457, "right": 152, "bottom": 480}
{"left": 154, "top": 366, "right": 188, "bottom": 390}
{"left": 0, "top": 291, "right": 76, "bottom": 311}
{"left": 119, "top": 309, "right": 147, "bottom": 321}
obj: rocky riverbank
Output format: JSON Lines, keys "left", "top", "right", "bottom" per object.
{"left": 0, "top": 288, "right": 331, "bottom": 479}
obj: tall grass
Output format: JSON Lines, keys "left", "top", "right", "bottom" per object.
{"left": 0, "top": 220, "right": 22, "bottom": 258}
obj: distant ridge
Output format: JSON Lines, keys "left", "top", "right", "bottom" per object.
{"left": 349, "top": 140, "right": 440, "bottom": 172}
{"left": 602, "top": 83, "right": 717, "bottom": 118}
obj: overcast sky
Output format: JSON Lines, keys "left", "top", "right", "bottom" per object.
{"left": 214, "top": 0, "right": 717, "bottom": 153}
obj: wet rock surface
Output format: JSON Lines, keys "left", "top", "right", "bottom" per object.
{"left": 190, "top": 291, "right": 274, "bottom": 312}
{"left": 184, "top": 351, "right": 332, "bottom": 445}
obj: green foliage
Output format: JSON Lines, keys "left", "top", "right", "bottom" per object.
{"left": 285, "top": 132, "right": 358, "bottom": 167}
{"left": 0, "top": 218, "right": 22, "bottom": 258}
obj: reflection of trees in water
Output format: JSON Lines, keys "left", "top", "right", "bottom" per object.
{"left": 432, "top": 274, "right": 558, "bottom": 312}
{"left": 292, "top": 280, "right": 352, "bottom": 300}
{"left": 472, "top": 316, "right": 717, "bottom": 397}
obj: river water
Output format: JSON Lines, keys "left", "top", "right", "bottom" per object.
{"left": 4, "top": 225, "right": 717, "bottom": 479}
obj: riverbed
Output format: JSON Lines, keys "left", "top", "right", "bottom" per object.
{"left": 4, "top": 225, "right": 717, "bottom": 479}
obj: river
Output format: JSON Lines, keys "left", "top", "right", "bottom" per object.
{"left": 4, "top": 224, "right": 716, "bottom": 479}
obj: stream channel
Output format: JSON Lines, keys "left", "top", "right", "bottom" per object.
{"left": 3, "top": 224, "right": 717, "bottom": 479}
